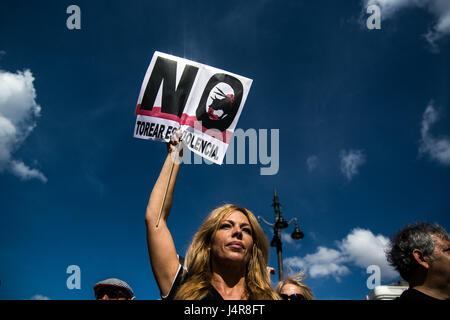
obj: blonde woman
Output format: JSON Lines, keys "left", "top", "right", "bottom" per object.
{"left": 275, "top": 271, "right": 314, "bottom": 301}
{"left": 145, "top": 133, "right": 279, "bottom": 300}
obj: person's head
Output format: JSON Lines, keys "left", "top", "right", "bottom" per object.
{"left": 386, "top": 222, "right": 450, "bottom": 287}
{"left": 94, "top": 278, "right": 135, "bottom": 300}
{"left": 275, "top": 272, "right": 314, "bottom": 301}
{"left": 174, "top": 204, "right": 279, "bottom": 300}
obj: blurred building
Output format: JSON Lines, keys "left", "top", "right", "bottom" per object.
{"left": 365, "top": 281, "right": 409, "bottom": 300}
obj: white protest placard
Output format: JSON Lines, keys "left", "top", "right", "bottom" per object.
{"left": 134, "top": 51, "right": 252, "bottom": 165}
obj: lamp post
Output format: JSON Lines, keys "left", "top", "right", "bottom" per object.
{"left": 258, "top": 190, "right": 304, "bottom": 281}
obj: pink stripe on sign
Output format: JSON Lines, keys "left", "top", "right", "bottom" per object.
{"left": 135, "top": 105, "right": 233, "bottom": 143}
{"left": 135, "top": 105, "right": 180, "bottom": 122}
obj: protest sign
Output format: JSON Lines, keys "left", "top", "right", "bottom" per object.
{"left": 134, "top": 51, "right": 252, "bottom": 165}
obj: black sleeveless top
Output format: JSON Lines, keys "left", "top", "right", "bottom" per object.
{"left": 162, "top": 256, "right": 224, "bottom": 300}
{"left": 162, "top": 257, "right": 224, "bottom": 300}
{"left": 162, "top": 267, "right": 224, "bottom": 300}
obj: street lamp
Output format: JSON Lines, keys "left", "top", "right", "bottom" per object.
{"left": 258, "top": 189, "right": 304, "bottom": 281}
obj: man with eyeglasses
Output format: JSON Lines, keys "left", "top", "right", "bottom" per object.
{"left": 93, "top": 278, "right": 136, "bottom": 300}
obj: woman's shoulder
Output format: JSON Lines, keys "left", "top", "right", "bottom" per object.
{"left": 161, "top": 255, "right": 187, "bottom": 300}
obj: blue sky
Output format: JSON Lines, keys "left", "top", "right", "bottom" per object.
{"left": 0, "top": 0, "right": 449, "bottom": 300}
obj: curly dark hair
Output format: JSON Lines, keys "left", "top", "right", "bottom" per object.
{"left": 386, "top": 222, "right": 449, "bottom": 281}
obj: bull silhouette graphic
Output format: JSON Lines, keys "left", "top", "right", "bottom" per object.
{"left": 207, "top": 87, "right": 235, "bottom": 121}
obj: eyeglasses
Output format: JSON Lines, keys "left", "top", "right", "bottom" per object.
{"left": 280, "top": 293, "right": 306, "bottom": 301}
{"left": 95, "top": 286, "right": 129, "bottom": 300}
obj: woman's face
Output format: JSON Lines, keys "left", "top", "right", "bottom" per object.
{"left": 210, "top": 210, "right": 254, "bottom": 265}
{"left": 280, "top": 283, "right": 303, "bottom": 296}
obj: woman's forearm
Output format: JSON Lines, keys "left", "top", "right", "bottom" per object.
{"left": 145, "top": 153, "right": 181, "bottom": 227}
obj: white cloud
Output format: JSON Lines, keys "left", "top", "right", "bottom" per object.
{"left": 282, "top": 232, "right": 295, "bottom": 245}
{"left": 339, "top": 149, "right": 366, "bottom": 181}
{"left": 0, "top": 68, "right": 46, "bottom": 182}
{"left": 419, "top": 102, "right": 450, "bottom": 165}
{"left": 30, "top": 294, "right": 51, "bottom": 300}
{"left": 9, "top": 160, "right": 47, "bottom": 183}
{"left": 309, "top": 263, "right": 350, "bottom": 281}
{"left": 285, "top": 247, "right": 350, "bottom": 282}
{"left": 339, "top": 228, "right": 398, "bottom": 280}
{"left": 365, "top": 0, "right": 420, "bottom": 18}
{"left": 285, "top": 228, "right": 399, "bottom": 282}
{"left": 364, "top": 0, "right": 450, "bottom": 50}
{"left": 306, "top": 155, "right": 318, "bottom": 172}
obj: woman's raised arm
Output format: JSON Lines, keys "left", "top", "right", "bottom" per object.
{"left": 145, "top": 133, "right": 183, "bottom": 297}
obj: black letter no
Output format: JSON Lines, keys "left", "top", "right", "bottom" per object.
{"left": 140, "top": 57, "right": 199, "bottom": 118}
{"left": 196, "top": 74, "right": 243, "bottom": 132}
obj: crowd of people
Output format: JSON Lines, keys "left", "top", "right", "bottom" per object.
{"left": 93, "top": 132, "right": 449, "bottom": 301}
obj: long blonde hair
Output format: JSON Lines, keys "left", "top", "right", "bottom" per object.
{"left": 174, "top": 204, "right": 280, "bottom": 300}
{"left": 275, "top": 271, "right": 314, "bottom": 300}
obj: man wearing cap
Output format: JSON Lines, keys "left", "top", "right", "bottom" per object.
{"left": 93, "top": 278, "right": 136, "bottom": 300}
